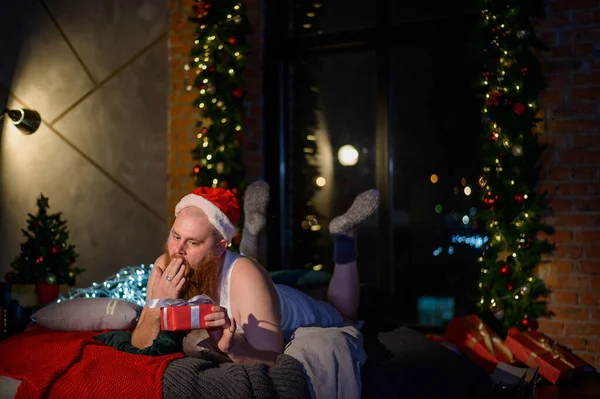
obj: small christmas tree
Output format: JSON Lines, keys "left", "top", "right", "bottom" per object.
{"left": 8, "top": 194, "right": 82, "bottom": 285}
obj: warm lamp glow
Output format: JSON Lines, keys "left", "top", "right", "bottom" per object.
{"left": 337, "top": 145, "right": 359, "bottom": 166}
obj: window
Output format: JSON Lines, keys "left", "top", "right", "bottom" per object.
{"left": 265, "top": 0, "right": 482, "bottom": 324}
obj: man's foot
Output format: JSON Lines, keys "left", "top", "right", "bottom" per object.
{"left": 243, "top": 180, "right": 270, "bottom": 235}
{"left": 329, "top": 189, "right": 380, "bottom": 235}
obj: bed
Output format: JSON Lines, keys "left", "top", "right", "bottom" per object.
{"left": 0, "top": 269, "right": 492, "bottom": 399}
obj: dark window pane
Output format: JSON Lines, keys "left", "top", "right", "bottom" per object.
{"left": 389, "top": 37, "right": 483, "bottom": 323}
{"left": 285, "top": 52, "right": 379, "bottom": 286}
{"left": 391, "top": 1, "right": 472, "bottom": 24}
{"left": 289, "top": 0, "right": 376, "bottom": 37}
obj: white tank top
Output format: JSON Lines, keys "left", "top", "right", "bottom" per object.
{"left": 218, "top": 250, "right": 344, "bottom": 333}
{"left": 218, "top": 250, "right": 242, "bottom": 322}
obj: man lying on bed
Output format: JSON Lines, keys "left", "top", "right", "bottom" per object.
{"left": 131, "top": 182, "right": 378, "bottom": 371}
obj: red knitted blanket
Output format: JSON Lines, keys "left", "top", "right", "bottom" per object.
{"left": 0, "top": 326, "right": 183, "bottom": 399}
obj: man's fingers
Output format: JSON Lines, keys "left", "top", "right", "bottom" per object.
{"left": 175, "top": 277, "right": 186, "bottom": 292}
{"left": 205, "top": 319, "right": 228, "bottom": 328}
{"left": 174, "top": 262, "right": 186, "bottom": 281}
{"left": 204, "top": 312, "right": 227, "bottom": 321}
{"left": 228, "top": 317, "right": 237, "bottom": 334}
{"left": 163, "top": 258, "right": 184, "bottom": 282}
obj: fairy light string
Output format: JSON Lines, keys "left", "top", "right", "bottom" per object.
{"left": 475, "top": 0, "right": 554, "bottom": 332}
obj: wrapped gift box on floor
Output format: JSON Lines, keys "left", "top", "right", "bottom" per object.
{"left": 444, "top": 315, "right": 515, "bottom": 374}
{"left": 147, "top": 295, "right": 215, "bottom": 331}
{"left": 504, "top": 327, "right": 587, "bottom": 384}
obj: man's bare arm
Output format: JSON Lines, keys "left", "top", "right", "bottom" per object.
{"left": 227, "top": 333, "right": 280, "bottom": 367}
{"left": 131, "top": 306, "right": 162, "bottom": 349}
{"left": 228, "top": 258, "right": 284, "bottom": 364}
{"left": 131, "top": 255, "right": 165, "bottom": 349}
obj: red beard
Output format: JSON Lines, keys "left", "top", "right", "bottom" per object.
{"left": 163, "top": 247, "right": 221, "bottom": 301}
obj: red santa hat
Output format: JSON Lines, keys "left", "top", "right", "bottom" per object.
{"left": 174, "top": 187, "right": 241, "bottom": 242}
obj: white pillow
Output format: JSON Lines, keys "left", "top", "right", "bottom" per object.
{"left": 31, "top": 298, "right": 142, "bottom": 331}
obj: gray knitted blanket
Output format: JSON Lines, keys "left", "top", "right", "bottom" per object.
{"left": 163, "top": 354, "right": 310, "bottom": 399}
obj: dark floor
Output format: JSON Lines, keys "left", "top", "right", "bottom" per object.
{"left": 534, "top": 372, "right": 600, "bottom": 399}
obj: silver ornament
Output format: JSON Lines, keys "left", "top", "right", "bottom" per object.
{"left": 494, "top": 309, "right": 505, "bottom": 320}
{"left": 512, "top": 145, "right": 524, "bottom": 157}
{"left": 45, "top": 273, "right": 57, "bottom": 284}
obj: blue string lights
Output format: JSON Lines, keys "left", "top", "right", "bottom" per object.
{"left": 56, "top": 264, "right": 153, "bottom": 307}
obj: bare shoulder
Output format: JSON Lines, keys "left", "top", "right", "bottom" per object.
{"left": 231, "top": 256, "right": 271, "bottom": 287}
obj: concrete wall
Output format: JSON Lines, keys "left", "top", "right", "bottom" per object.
{"left": 0, "top": 0, "right": 169, "bottom": 287}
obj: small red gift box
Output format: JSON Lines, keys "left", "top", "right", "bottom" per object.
{"left": 160, "top": 304, "right": 215, "bottom": 331}
{"left": 444, "top": 315, "right": 515, "bottom": 374}
{"left": 504, "top": 328, "right": 587, "bottom": 384}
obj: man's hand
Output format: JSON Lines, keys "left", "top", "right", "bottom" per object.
{"left": 150, "top": 257, "right": 186, "bottom": 300}
{"left": 204, "top": 305, "right": 236, "bottom": 353}
{"left": 205, "top": 315, "right": 278, "bottom": 367}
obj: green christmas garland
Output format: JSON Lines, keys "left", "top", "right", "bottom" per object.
{"left": 475, "top": 0, "right": 554, "bottom": 333}
{"left": 187, "top": 0, "right": 252, "bottom": 245}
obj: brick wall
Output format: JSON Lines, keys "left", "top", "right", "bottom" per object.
{"left": 167, "top": 0, "right": 264, "bottom": 221}
{"left": 536, "top": 0, "right": 600, "bottom": 369}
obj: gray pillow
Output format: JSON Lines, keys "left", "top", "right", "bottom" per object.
{"left": 31, "top": 298, "right": 142, "bottom": 331}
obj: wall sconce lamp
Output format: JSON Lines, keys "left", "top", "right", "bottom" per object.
{"left": 1, "top": 108, "right": 42, "bottom": 134}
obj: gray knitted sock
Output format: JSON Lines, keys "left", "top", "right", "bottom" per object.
{"left": 240, "top": 180, "right": 270, "bottom": 259}
{"left": 329, "top": 189, "right": 380, "bottom": 235}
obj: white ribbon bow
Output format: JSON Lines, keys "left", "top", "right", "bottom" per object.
{"left": 146, "top": 294, "right": 214, "bottom": 308}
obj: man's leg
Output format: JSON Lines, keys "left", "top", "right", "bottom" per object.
{"left": 327, "top": 189, "right": 380, "bottom": 320}
{"left": 239, "top": 180, "right": 270, "bottom": 260}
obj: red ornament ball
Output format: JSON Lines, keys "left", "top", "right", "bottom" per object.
{"left": 204, "top": 1, "right": 211, "bottom": 9}
{"left": 513, "top": 103, "right": 526, "bottom": 116}
{"left": 500, "top": 265, "right": 509, "bottom": 275}
{"left": 195, "top": 5, "right": 207, "bottom": 17}
{"left": 514, "top": 193, "right": 525, "bottom": 205}
{"left": 228, "top": 36, "right": 237, "bottom": 45}
{"left": 220, "top": 181, "right": 230, "bottom": 190}
{"left": 506, "top": 283, "right": 514, "bottom": 291}
{"left": 201, "top": 127, "right": 208, "bottom": 134}
{"left": 521, "top": 317, "right": 529, "bottom": 327}
{"left": 232, "top": 187, "right": 240, "bottom": 196}
{"left": 208, "top": 65, "right": 215, "bottom": 72}
{"left": 35, "top": 256, "right": 44, "bottom": 264}
{"left": 489, "top": 133, "right": 498, "bottom": 142}
{"left": 51, "top": 246, "right": 60, "bottom": 255}
{"left": 485, "top": 90, "right": 502, "bottom": 106}
{"left": 232, "top": 88, "right": 244, "bottom": 98}
{"left": 483, "top": 193, "right": 498, "bottom": 206}
{"left": 193, "top": 164, "right": 202, "bottom": 174}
